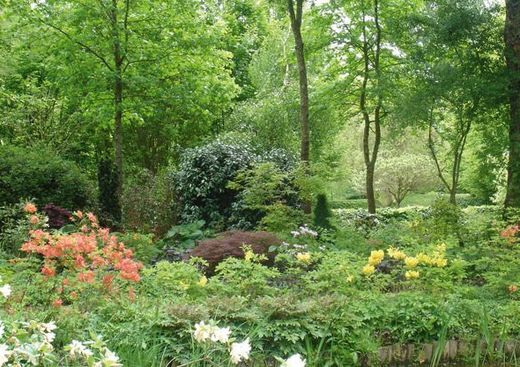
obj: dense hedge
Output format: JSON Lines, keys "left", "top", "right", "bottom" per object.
{"left": 0, "top": 145, "right": 93, "bottom": 210}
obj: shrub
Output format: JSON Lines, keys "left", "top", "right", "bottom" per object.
{"left": 174, "top": 140, "right": 258, "bottom": 228}
{"left": 188, "top": 231, "right": 282, "bottom": 273}
{"left": 121, "top": 169, "right": 176, "bottom": 235}
{"left": 313, "top": 193, "right": 333, "bottom": 229}
{"left": 174, "top": 141, "right": 298, "bottom": 229}
{"left": 0, "top": 145, "right": 93, "bottom": 210}
{"left": 18, "top": 206, "right": 143, "bottom": 306}
{"left": 228, "top": 162, "right": 302, "bottom": 229}
{"left": 42, "top": 204, "right": 72, "bottom": 229}
{"left": 97, "top": 157, "right": 121, "bottom": 227}
{"left": 0, "top": 201, "right": 29, "bottom": 256}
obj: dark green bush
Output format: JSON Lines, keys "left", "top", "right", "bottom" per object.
{"left": 174, "top": 140, "right": 297, "bottom": 229}
{"left": 313, "top": 193, "right": 333, "bottom": 229}
{"left": 0, "top": 145, "right": 93, "bottom": 210}
{"left": 97, "top": 157, "right": 122, "bottom": 227}
{"left": 174, "top": 140, "right": 258, "bottom": 228}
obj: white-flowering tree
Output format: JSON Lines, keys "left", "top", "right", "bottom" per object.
{"left": 353, "top": 153, "right": 437, "bottom": 207}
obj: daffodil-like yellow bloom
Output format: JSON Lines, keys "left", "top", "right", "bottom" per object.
{"left": 244, "top": 250, "right": 254, "bottom": 262}
{"left": 347, "top": 275, "right": 354, "bottom": 283}
{"left": 362, "top": 264, "right": 376, "bottom": 276}
{"left": 198, "top": 276, "right": 208, "bottom": 287}
{"left": 404, "top": 256, "right": 419, "bottom": 268}
{"left": 387, "top": 246, "right": 406, "bottom": 260}
{"left": 368, "top": 250, "right": 385, "bottom": 265}
{"left": 296, "top": 252, "right": 312, "bottom": 264}
{"left": 405, "top": 270, "right": 420, "bottom": 280}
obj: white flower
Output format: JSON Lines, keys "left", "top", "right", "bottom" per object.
{"left": 67, "top": 340, "right": 93, "bottom": 358}
{"left": 282, "top": 353, "right": 306, "bottom": 367}
{"left": 43, "top": 331, "right": 55, "bottom": 343}
{"left": 0, "top": 344, "right": 9, "bottom": 366}
{"left": 0, "top": 285, "right": 11, "bottom": 299}
{"left": 193, "top": 321, "right": 212, "bottom": 343}
{"left": 229, "top": 338, "right": 251, "bottom": 364}
{"left": 211, "top": 327, "right": 231, "bottom": 343}
{"left": 41, "top": 321, "right": 57, "bottom": 332}
{"left": 101, "top": 348, "right": 122, "bottom": 366}
{"left": 291, "top": 231, "right": 300, "bottom": 237}
{"left": 0, "top": 322, "right": 4, "bottom": 339}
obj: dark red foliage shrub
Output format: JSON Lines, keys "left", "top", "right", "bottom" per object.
{"left": 42, "top": 204, "right": 72, "bottom": 229}
{"left": 189, "top": 231, "right": 281, "bottom": 273}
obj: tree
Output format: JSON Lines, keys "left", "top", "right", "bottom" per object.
{"left": 374, "top": 153, "right": 436, "bottom": 207}
{"left": 287, "top": 0, "right": 310, "bottom": 163}
{"left": 400, "top": 0, "right": 504, "bottom": 204}
{"left": 327, "top": 0, "right": 412, "bottom": 213}
{"left": 23, "top": 0, "right": 238, "bottom": 188}
{"left": 505, "top": 0, "right": 520, "bottom": 208}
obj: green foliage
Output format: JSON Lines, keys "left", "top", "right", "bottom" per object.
{"left": 0, "top": 145, "right": 93, "bottom": 210}
{"left": 121, "top": 169, "right": 176, "bottom": 236}
{"left": 97, "top": 157, "right": 121, "bottom": 227}
{"left": 213, "top": 253, "right": 280, "bottom": 298}
{"left": 140, "top": 261, "right": 207, "bottom": 299}
{"left": 174, "top": 140, "right": 258, "bottom": 228}
{"left": 0, "top": 201, "right": 28, "bottom": 257}
{"left": 161, "top": 220, "right": 206, "bottom": 250}
{"left": 115, "top": 232, "right": 158, "bottom": 264}
{"left": 313, "top": 193, "right": 332, "bottom": 229}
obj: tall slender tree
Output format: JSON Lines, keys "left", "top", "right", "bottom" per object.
{"left": 505, "top": 0, "right": 520, "bottom": 208}
{"left": 287, "top": 0, "right": 310, "bottom": 163}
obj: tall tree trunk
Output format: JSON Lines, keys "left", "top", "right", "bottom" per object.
{"left": 111, "top": 0, "right": 124, "bottom": 197}
{"left": 505, "top": 0, "right": 520, "bottom": 208}
{"left": 288, "top": 0, "right": 310, "bottom": 163}
{"left": 288, "top": 0, "right": 311, "bottom": 213}
{"left": 360, "top": 0, "right": 382, "bottom": 214}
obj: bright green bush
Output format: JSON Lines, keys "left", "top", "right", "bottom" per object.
{"left": 0, "top": 145, "right": 93, "bottom": 209}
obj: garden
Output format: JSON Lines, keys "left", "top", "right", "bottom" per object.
{"left": 2, "top": 0, "right": 520, "bottom": 366}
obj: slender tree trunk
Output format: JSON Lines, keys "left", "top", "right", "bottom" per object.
{"left": 288, "top": 0, "right": 311, "bottom": 213}
{"left": 505, "top": 0, "right": 520, "bottom": 208}
{"left": 360, "top": 0, "right": 382, "bottom": 214}
{"left": 288, "top": 0, "right": 310, "bottom": 163}
{"left": 111, "top": 0, "right": 124, "bottom": 197}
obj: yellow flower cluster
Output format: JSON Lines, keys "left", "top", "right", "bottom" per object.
{"left": 198, "top": 276, "right": 208, "bottom": 287}
{"left": 296, "top": 252, "right": 312, "bottom": 264}
{"left": 244, "top": 250, "right": 254, "bottom": 262}
{"left": 387, "top": 247, "right": 406, "bottom": 260}
{"left": 362, "top": 250, "right": 384, "bottom": 276}
{"left": 361, "top": 243, "right": 449, "bottom": 280}
{"left": 405, "top": 270, "right": 420, "bottom": 280}
{"left": 368, "top": 250, "right": 385, "bottom": 266}
{"left": 362, "top": 264, "right": 376, "bottom": 276}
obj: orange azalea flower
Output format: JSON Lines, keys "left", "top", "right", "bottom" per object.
{"left": 87, "top": 212, "right": 98, "bottom": 223}
{"left": 78, "top": 271, "right": 95, "bottom": 283}
{"left": 30, "top": 215, "right": 39, "bottom": 225}
{"left": 509, "top": 284, "right": 518, "bottom": 293}
{"left": 24, "top": 203, "right": 37, "bottom": 214}
{"left": 52, "top": 298, "right": 63, "bottom": 308}
{"left": 41, "top": 266, "right": 56, "bottom": 277}
{"left": 74, "top": 210, "right": 83, "bottom": 219}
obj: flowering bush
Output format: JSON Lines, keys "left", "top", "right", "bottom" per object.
{"left": 361, "top": 244, "right": 449, "bottom": 280}
{"left": 0, "top": 319, "right": 121, "bottom": 367}
{"left": 19, "top": 205, "right": 142, "bottom": 305}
